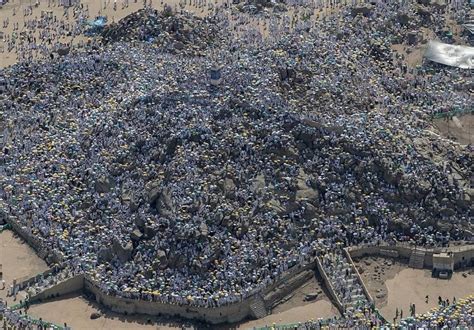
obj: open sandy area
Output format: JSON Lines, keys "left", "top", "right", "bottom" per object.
{"left": 381, "top": 268, "right": 474, "bottom": 321}
{"left": 354, "top": 256, "right": 474, "bottom": 322}
{"left": 235, "top": 300, "right": 337, "bottom": 329}
{"left": 433, "top": 114, "right": 473, "bottom": 146}
{"left": 0, "top": 230, "right": 49, "bottom": 305}
{"left": 27, "top": 293, "right": 192, "bottom": 330}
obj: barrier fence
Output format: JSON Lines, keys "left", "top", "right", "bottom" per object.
{"left": 0, "top": 223, "right": 11, "bottom": 233}
{"left": 431, "top": 107, "right": 473, "bottom": 119}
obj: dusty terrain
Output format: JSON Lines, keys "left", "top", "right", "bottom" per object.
{"left": 354, "top": 256, "right": 474, "bottom": 322}
{"left": 28, "top": 293, "right": 191, "bottom": 330}
{"left": 0, "top": 230, "right": 49, "bottom": 305}
{"left": 433, "top": 114, "right": 473, "bottom": 146}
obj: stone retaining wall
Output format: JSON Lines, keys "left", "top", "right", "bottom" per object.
{"left": 314, "top": 256, "right": 344, "bottom": 314}
{"left": 24, "top": 260, "right": 317, "bottom": 324}
{"left": 84, "top": 277, "right": 252, "bottom": 324}
{"left": 12, "top": 210, "right": 472, "bottom": 325}
{"left": 83, "top": 261, "right": 318, "bottom": 324}
{"left": 347, "top": 244, "right": 474, "bottom": 270}
{"left": 31, "top": 274, "right": 85, "bottom": 302}
{"left": 5, "top": 216, "right": 63, "bottom": 264}
{"left": 16, "top": 267, "right": 58, "bottom": 291}
{"left": 264, "top": 268, "right": 314, "bottom": 310}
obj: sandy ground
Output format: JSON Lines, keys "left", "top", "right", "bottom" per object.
{"left": 354, "top": 256, "right": 474, "bottom": 322}
{"left": 235, "top": 300, "right": 337, "bottom": 329}
{"left": 354, "top": 256, "right": 404, "bottom": 309}
{"left": 433, "top": 114, "right": 473, "bottom": 146}
{"left": 27, "top": 293, "right": 192, "bottom": 330}
{"left": 0, "top": 230, "right": 50, "bottom": 305}
{"left": 381, "top": 268, "right": 474, "bottom": 322}
{"left": 229, "top": 275, "right": 340, "bottom": 329}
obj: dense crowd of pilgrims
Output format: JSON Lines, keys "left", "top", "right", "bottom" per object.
{"left": 0, "top": 0, "right": 472, "bottom": 328}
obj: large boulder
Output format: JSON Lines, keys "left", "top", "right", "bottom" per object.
{"left": 295, "top": 170, "right": 319, "bottom": 202}
{"left": 199, "top": 223, "right": 209, "bottom": 237}
{"left": 266, "top": 199, "right": 286, "bottom": 215}
{"left": 351, "top": 5, "right": 373, "bottom": 17}
{"left": 396, "top": 13, "right": 410, "bottom": 26}
{"left": 94, "top": 175, "right": 115, "bottom": 193}
{"left": 152, "top": 249, "right": 168, "bottom": 269}
{"left": 112, "top": 239, "right": 133, "bottom": 263}
{"left": 152, "top": 252, "right": 169, "bottom": 270}
{"left": 251, "top": 174, "right": 266, "bottom": 193}
{"left": 295, "top": 188, "right": 318, "bottom": 202}
{"left": 154, "top": 187, "right": 174, "bottom": 216}
{"left": 223, "top": 178, "right": 236, "bottom": 196}
{"left": 144, "top": 225, "right": 157, "bottom": 239}
{"left": 130, "top": 229, "right": 143, "bottom": 242}
{"left": 97, "top": 247, "right": 113, "bottom": 263}
{"left": 145, "top": 179, "right": 162, "bottom": 205}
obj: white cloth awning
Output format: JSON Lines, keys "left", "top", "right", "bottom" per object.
{"left": 424, "top": 41, "right": 474, "bottom": 69}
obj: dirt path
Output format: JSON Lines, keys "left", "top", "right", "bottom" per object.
{"left": 432, "top": 114, "right": 474, "bottom": 146}
{"left": 381, "top": 268, "right": 474, "bottom": 322}
{"left": 0, "top": 230, "right": 50, "bottom": 305}
{"left": 28, "top": 293, "right": 184, "bottom": 330}
{"left": 354, "top": 256, "right": 474, "bottom": 322}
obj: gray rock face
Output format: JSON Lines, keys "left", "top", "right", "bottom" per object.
{"left": 174, "top": 41, "right": 184, "bottom": 50}
{"left": 351, "top": 5, "right": 373, "bottom": 17}
{"left": 295, "top": 187, "right": 318, "bottom": 202}
{"left": 199, "top": 223, "right": 209, "bottom": 237}
{"left": 98, "top": 247, "right": 113, "bottom": 263}
{"left": 152, "top": 249, "right": 168, "bottom": 270}
{"left": 131, "top": 229, "right": 143, "bottom": 242}
{"left": 304, "top": 292, "right": 319, "bottom": 301}
{"left": 266, "top": 198, "right": 286, "bottom": 215}
{"left": 295, "top": 170, "right": 318, "bottom": 202}
{"left": 223, "top": 178, "right": 236, "bottom": 197}
{"left": 145, "top": 179, "right": 162, "bottom": 205}
{"left": 134, "top": 215, "right": 146, "bottom": 230}
{"left": 144, "top": 225, "right": 157, "bottom": 239}
{"left": 94, "top": 175, "right": 115, "bottom": 193}
{"left": 112, "top": 238, "right": 133, "bottom": 263}
{"left": 155, "top": 187, "right": 174, "bottom": 216}
{"left": 90, "top": 312, "right": 102, "bottom": 320}
{"left": 0, "top": 210, "right": 6, "bottom": 225}
{"left": 251, "top": 174, "right": 266, "bottom": 193}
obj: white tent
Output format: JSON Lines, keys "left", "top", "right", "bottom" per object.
{"left": 424, "top": 41, "right": 474, "bottom": 69}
